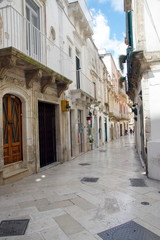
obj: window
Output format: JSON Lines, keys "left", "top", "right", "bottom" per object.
{"left": 76, "top": 50, "right": 81, "bottom": 89}
{"left": 26, "top": 0, "right": 41, "bottom": 60}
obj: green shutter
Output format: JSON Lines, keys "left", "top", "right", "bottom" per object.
{"left": 128, "top": 11, "right": 133, "bottom": 48}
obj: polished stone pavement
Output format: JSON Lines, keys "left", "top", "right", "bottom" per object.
{"left": 0, "top": 135, "right": 160, "bottom": 239}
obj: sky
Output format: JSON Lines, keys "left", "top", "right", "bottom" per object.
{"left": 86, "top": 0, "right": 126, "bottom": 69}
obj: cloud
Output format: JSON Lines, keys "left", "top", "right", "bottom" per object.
{"left": 91, "top": 9, "right": 126, "bottom": 69}
{"left": 98, "top": 0, "right": 124, "bottom": 12}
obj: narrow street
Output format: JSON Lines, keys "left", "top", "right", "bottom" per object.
{"left": 0, "top": 135, "right": 160, "bottom": 240}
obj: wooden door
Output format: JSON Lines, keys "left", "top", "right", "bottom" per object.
{"left": 78, "top": 110, "right": 83, "bottom": 153}
{"left": 3, "top": 95, "right": 23, "bottom": 165}
{"left": 38, "top": 102, "right": 56, "bottom": 167}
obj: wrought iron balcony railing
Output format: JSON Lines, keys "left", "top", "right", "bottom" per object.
{"left": 76, "top": 71, "right": 95, "bottom": 98}
{"left": 0, "top": 6, "right": 72, "bottom": 80}
{"left": 0, "top": 5, "right": 95, "bottom": 98}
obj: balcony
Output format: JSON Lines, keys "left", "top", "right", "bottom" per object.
{"left": 119, "top": 88, "right": 127, "bottom": 98}
{"left": 71, "top": 71, "right": 95, "bottom": 104}
{"left": 109, "top": 110, "right": 129, "bottom": 121}
{"left": 109, "top": 111, "right": 121, "bottom": 121}
{"left": 68, "top": 0, "right": 93, "bottom": 38}
{"left": 120, "top": 113, "right": 130, "bottom": 121}
{"left": 79, "top": 71, "right": 94, "bottom": 97}
{"left": 124, "top": 0, "right": 132, "bottom": 12}
{"left": 126, "top": 49, "right": 150, "bottom": 101}
{"left": 0, "top": 6, "right": 72, "bottom": 93}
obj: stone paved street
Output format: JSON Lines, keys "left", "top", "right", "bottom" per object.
{"left": 0, "top": 135, "right": 160, "bottom": 239}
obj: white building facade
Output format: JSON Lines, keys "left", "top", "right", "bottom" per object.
{"left": 0, "top": 0, "right": 130, "bottom": 185}
{"left": 0, "top": 0, "right": 111, "bottom": 184}
{"left": 124, "top": 0, "right": 160, "bottom": 180}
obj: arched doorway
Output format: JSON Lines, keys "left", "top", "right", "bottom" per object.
{"left": 3, "top": 94, "right": 23, "bottom": 165}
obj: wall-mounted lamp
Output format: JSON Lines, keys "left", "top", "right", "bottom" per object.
{"left": 61, "top": 100, "right": 71, "bottom": 112}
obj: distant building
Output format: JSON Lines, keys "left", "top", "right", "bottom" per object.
{"left": 104, "top": 54, "right": 130, "bottom": 140}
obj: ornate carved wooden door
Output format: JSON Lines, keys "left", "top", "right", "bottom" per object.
{"left": 3, "top": 95, "right": 23, "bottom": 165}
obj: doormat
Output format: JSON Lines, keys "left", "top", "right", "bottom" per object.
{"left": 0, "top": 219, "right": 30, "bottom": 237}
{"left": 99, "top": 150, "right": 106, "bottom": 152}
{"left": 79, "top": 163, "right": 91, "bottom": 166}
{"left": 97, "top": 221, "right": 160, "bottom": 240}
{"left": 130, "top": 178, "right": 147, "bottom": 187}
{"left": 81, "top": 177, "right": 99, "bottom": 182}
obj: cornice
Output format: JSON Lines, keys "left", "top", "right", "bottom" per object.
{"left": 124, "top": 0, "right": 132, "bottom": 12}
{"left": 56, "top": 0, "right": 64, "bottom": 9}
{"left": 69, "top": 1, "right": 93, "bottom": 40}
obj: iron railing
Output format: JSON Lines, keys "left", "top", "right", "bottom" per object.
{"left": 0, "top": 6, "right": 73, "bottom": 80}
{"left": 0, "top": 5, "right": 95, "bottom": 98}
{"left": 79, "top": 71, "right": 95, "bottom": 97}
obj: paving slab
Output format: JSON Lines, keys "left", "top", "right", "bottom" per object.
{"left": 54, "top": 214, "right": 85, "bottom": 236}
{"left": 0, "top": 136, "right": 160, "bottom": 239}
{"left": 70, "top": 196, "right": 96, "bottom": 210}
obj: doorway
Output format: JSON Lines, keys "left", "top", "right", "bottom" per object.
{"left": 110, "top": 124, "right": 114, "bottom": 140}
{"left": 3, "top": 94, "right": 23, "bottom": 165}
{"left": 104, "top": 117, "right": 107, "bottom": 142}
{"left": 70, "top": 110, "right": 74, "bottom": 157}
{"left": 38, "top": 102, "right": 56, "bottom": 167}
{"left": 78, "top": 110, "right": 83, "bottom": 153}
{"left": 120, "top": 124, "right": 123, "bottom": 136}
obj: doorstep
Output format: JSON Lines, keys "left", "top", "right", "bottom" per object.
{"left": 3, "top": 168, "right": 29, "bottom": 185}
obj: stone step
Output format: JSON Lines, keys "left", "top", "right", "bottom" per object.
{"left": 3, "top": 168, "right": 29, "bottom": 185}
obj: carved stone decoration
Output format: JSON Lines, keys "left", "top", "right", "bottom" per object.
{"left": 124, "top": 0, "right": 132, "bottom": 11}
{"left": 3, "top": 75, "right": 25, "bottom": 87}
{"left": 25, "top": 69, "right": 42, "bottom": 88}
{"left": 57, "top": 82, "right": 70, "bottom": 97}
{"left": 50, "top": 26, "right": 56, "bottom": 41}
{"left": 0, "top": 55, "right": 17, "bottom": 79}
{"left": 41, "top": 74, "right": 56, "bottom": 93}
{"left": 39, "top": 0, "right": 46, "bottom": 3}
{"left": 69, "top": 2, "right": 93, "bottom": 40}
{"left": 56, "top": 0, "right": 64, "bottom": 9}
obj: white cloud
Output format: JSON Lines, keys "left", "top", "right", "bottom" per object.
{"left": 91, "top": 9, "right": 126, "bottom": 69}
{"left": 97, "top": 0, "right": 124, "bottom": 12}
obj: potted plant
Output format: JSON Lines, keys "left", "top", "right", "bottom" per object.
{"left": 88, "top": 135, "right": 94, "bottom": 150}
{"left": 119, "top": 76, "right": 126, "bottom": 88}
{"left": 119, "top": 55, "right": 127, "bottom": 72}
{"left": 88, "top": 135, "right": 94, "bottom": 143}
